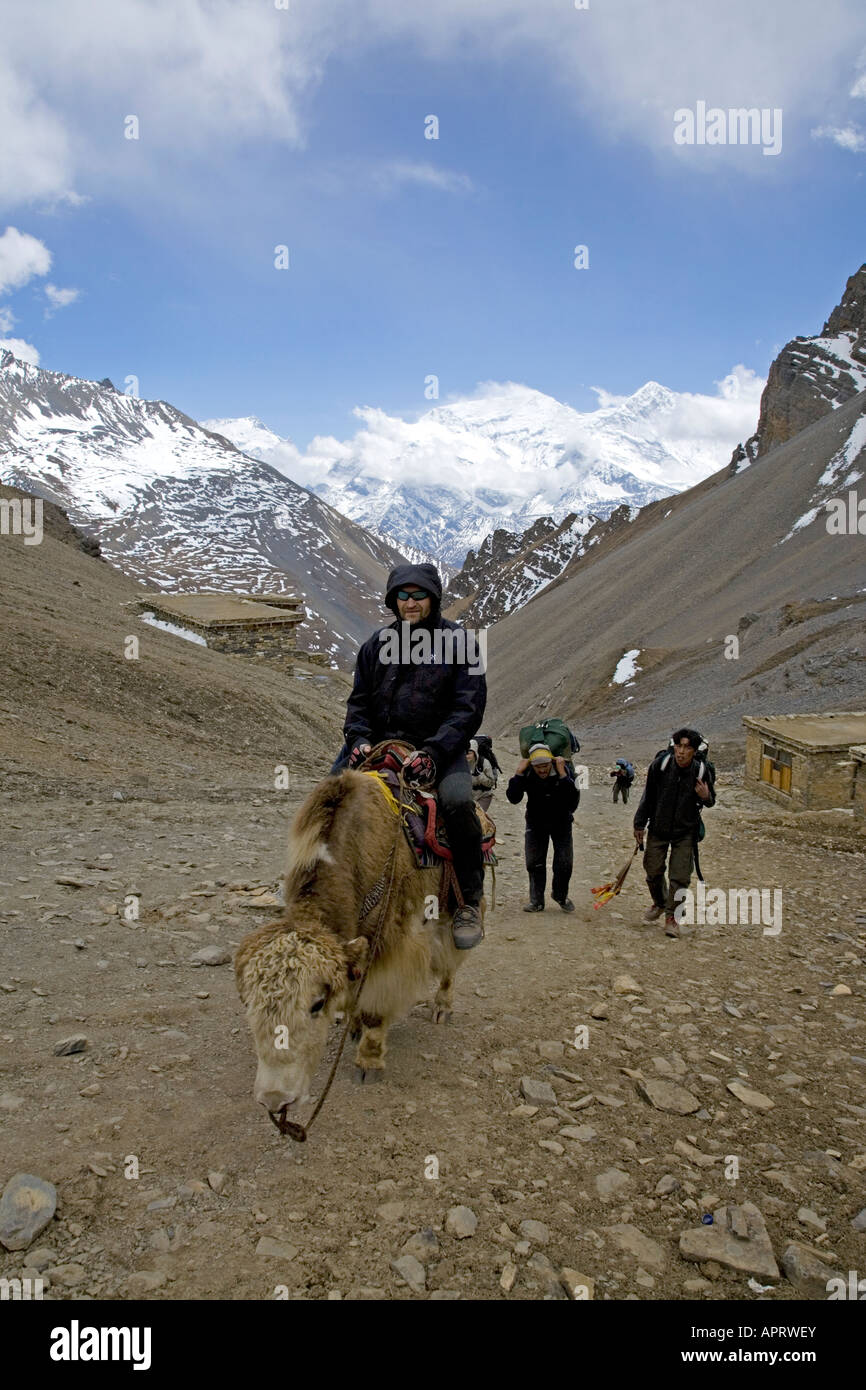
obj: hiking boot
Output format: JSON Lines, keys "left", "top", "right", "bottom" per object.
{"left": 523, "top": 901, "right": 544, "bottom": 913}
{"left": 665, "top": 913, "right": 680, "bottom": 938}
{"left": 643, "top": 903, "right": 664, "bottom": 923}
{"left": 554, "top": 898, "right": 575, "bottom": 912}
{"left": 452, "top": 904, "right": 484, "bottom": 949}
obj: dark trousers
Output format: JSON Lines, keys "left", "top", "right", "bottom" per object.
{"left": 643, "top": 832, "right": 693, "bottom": 913}
{"left": 331, "top": 743, "right": 483, "bottom": 907}
{"left": 438, "top": 753, "right": 484, "bottom": 907}
{"left": 525, "top": 822, "right": 573, "bottom": 905}
{"left": 613, "top": 780, "right": 630, "bottom": 803}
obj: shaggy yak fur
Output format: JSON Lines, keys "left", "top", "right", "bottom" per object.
{"left": 235, "top": 770, "right": 475, "bottom": 1115}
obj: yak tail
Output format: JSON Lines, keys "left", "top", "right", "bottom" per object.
{"left": 283, "top": 772, "right": 355, "bottom": 902}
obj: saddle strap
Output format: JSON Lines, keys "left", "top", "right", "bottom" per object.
{"left": 438, "top": 859, "right": 464, "bottom": 915}
{"left": 358, "top": 868, "right": 388, "bottom": 923}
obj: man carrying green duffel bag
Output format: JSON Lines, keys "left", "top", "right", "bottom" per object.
{"left": 519, "top": 718, "right": 580, "bottom": 779}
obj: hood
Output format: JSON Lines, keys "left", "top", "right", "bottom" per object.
{"left": 384, "top": 562, "right": 443, "bottom": 616}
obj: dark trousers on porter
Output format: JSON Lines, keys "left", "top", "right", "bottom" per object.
{"left": 525, "top": 823, "right": 573, "bottom": 906}
{"left": 643, "top": 832, "right": 693, "bottom": 913}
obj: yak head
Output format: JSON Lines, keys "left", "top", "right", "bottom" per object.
{"left": 235, "top": 920, "right": 368, "bottom": 1120}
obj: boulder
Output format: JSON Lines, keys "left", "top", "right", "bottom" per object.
{"left": 679, "top": 1203, "right": 779, "bottom": 1279}
{"left": 0, "top": 1174, "right": 57, "bottom": 1252}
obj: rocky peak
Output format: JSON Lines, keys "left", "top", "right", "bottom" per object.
{"left": 730, "top": 264, "right": 866, "bottom": 467}
{"left": 822, "top": 264, "right": 866, "bottom": 342}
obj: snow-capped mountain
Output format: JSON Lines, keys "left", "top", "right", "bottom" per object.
{"left": 444, "top": 507, "right": 639, "bottom": 628}
{"left": 207, "top": 373, "right": 758, "bottom": 567}
{"left": 0, "top": 352, "right": 406, "bottom": 664}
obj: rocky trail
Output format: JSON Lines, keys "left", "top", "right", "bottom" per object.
{"left": 1, "top": 753, "right": 865, "bottom": 1301}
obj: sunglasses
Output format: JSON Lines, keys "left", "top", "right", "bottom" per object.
{"left": 396, "top": 589, "right": 430, "bottom": 601}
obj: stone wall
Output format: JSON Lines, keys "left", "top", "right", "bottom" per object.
{"left": 804, "top": 754, "right": 856, "bottom": 811}
{"left": 204, "top": 623, "right": 296, "bottom": 669}
{"left": 745, "top": 729, "right": 856, "bottom": 810}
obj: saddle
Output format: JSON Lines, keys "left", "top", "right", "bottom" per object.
{"left": 360, "top": 741, "right": 497, "bottom": 870}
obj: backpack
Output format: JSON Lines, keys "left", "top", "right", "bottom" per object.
{"left": 652, "top": 739, "right": 714, "bottom": 871}
{"left": 519, "top": 718, "right": 580, "bottom": 761}
{"left": 474, "top": 734, "right": 502, "bottom": 778}
{"left": 617, "top": 759, "right": 635, "bottom": 783}
{"left": 655, "top": 738, "right": 712, "bottom": 787}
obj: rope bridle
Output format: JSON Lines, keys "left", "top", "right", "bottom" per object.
{"left": 270, "top": 744, "right": 421, "bottom": 1142}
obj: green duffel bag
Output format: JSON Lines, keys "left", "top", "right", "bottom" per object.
{"left": 519, "top": 718, "right": 580, "bottom": 760}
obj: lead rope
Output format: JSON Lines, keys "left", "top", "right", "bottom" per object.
{"left": 272, "top": 759, "right": 416, "bottom": 1143}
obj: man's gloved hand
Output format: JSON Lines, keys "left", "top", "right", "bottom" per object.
{"left": 634, "top": 827, "right": 645, "bottom": 848}
{"left": 403, "top": 749, "right": 437, "bottom": 788}
{"left": 348, "top": 742, "right": 372, "bottom": 768}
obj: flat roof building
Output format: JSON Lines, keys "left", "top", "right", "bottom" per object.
{"left": 742, "top": 711, "right": 866, "bottom": 812}
{"left": 133, "top": 592, "right": 303, "bottom": 669}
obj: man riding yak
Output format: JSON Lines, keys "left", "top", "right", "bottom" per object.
{"left": 332, "top": 563, "right": 487, "bottom": 951}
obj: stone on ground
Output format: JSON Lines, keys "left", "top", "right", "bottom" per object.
{"left": 679, "top": 1203, "right": 779, "bottom": 1279}
{"left": 0, "top": 1174, "right": 57, "bottom": 1252}
{"left": 445, "top": 1205, "right": 477, "bottom": 1239}
{"left": 781, "top": 1242, "right": 837, "bottom": 1297}
{"left": 519, "top": 1076, "right": 557, "bottom": 1106}
{"left": 390, "top": 1253, "right": 426, "bottom": 1293}
{"left": 726, "top": 1079, "right": 774, "bottom": 1111}
{"left": 636, "top": 1078, "right": 700, "bottom": 1115}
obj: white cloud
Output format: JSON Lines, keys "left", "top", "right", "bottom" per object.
{"left": 44, "top": 283, "right": 81, "bottom": 315}
{"left": 0, "top": 306, "right": 15, "bottom": 333}
{"left": 811, "top": 123, "right": 866, "bottom": 152}
{"left": 375, "top": 161, "right": 474, "bottom": 195}
{"left": 0, "top": 0, "right": 863, "bottom": 211}
{"left": 254, "top": 367, "right": 766, "bottom": 505}
{"left": 654, "top": 365, "right": 765, "bottom": 446}
{"left": 0, "top": 226, "right": 52, "bottom": 294}
{"left": 0, "top": 336, "right": 40, "bottom": 365}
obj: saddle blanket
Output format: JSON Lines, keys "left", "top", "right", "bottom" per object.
{"left": 363, "top": 747, "right": 497, "bottom": 869}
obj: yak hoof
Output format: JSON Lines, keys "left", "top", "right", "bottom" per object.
{"left": 431, "top": 1005, "right": 452, "bottom": 1025}
{"left": 353, "top": 1066, "right": 383, "bottom": 1085}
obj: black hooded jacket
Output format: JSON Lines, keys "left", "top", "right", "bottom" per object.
{"left": 342, "top": 563, "right": 487, "bottom": 771}
{"left": 506, "top": 768, "right": 580, "bottom": 827}
{"left": 633, "top": 749, "right": 716, "bottom": 840}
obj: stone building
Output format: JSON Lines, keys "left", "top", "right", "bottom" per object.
{"left": 742, "top": 711, "right": 866, "bottom": 811}
{"left": 134, "top": 593, "right": 303, "bottom": 669}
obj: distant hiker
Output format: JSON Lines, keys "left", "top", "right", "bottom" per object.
{"left": 506, "top": 743, "right": 580, "bottom": 914}
{"left": 633, "top": 728, "right": 716, "bottom": 939}
{"left": 468, "top": 737, "right": 497, "bottom": 813}
{"left": 332, "top": 563, "right": 487, "bottom": 950}
{"left": 610, "top": 758, "right": 635, "bottom": 804}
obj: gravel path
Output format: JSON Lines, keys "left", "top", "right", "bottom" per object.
{"left": 1, "top": 752, "right": 864, "bottom": 1301}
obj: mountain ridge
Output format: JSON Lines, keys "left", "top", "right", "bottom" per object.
{"left": 0, "top": 352, "right": 408, "bottom": 664}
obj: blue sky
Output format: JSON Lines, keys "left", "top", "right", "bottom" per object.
{"left": 1, "top": 0, "right": 864, "bottom": 449}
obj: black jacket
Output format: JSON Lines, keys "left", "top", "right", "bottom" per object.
{"left": 506, "top": 770, "right": 580, "bottom": 827}
{"left": 633, "top": 751, "right": 716, "bottom": 840}
{"left": 342, "top": 563, "right": 486, "bottom": 771}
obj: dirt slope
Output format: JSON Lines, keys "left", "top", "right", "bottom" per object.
{"left": 0, "top": 484, "right": 350, "bottom": 800}
{"left": 485, "top": 393, "right": 866, "bottom": 760}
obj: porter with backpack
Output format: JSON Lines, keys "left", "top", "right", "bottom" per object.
{"left": 632, "top": 728, "right": 716, "bottom": 938}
